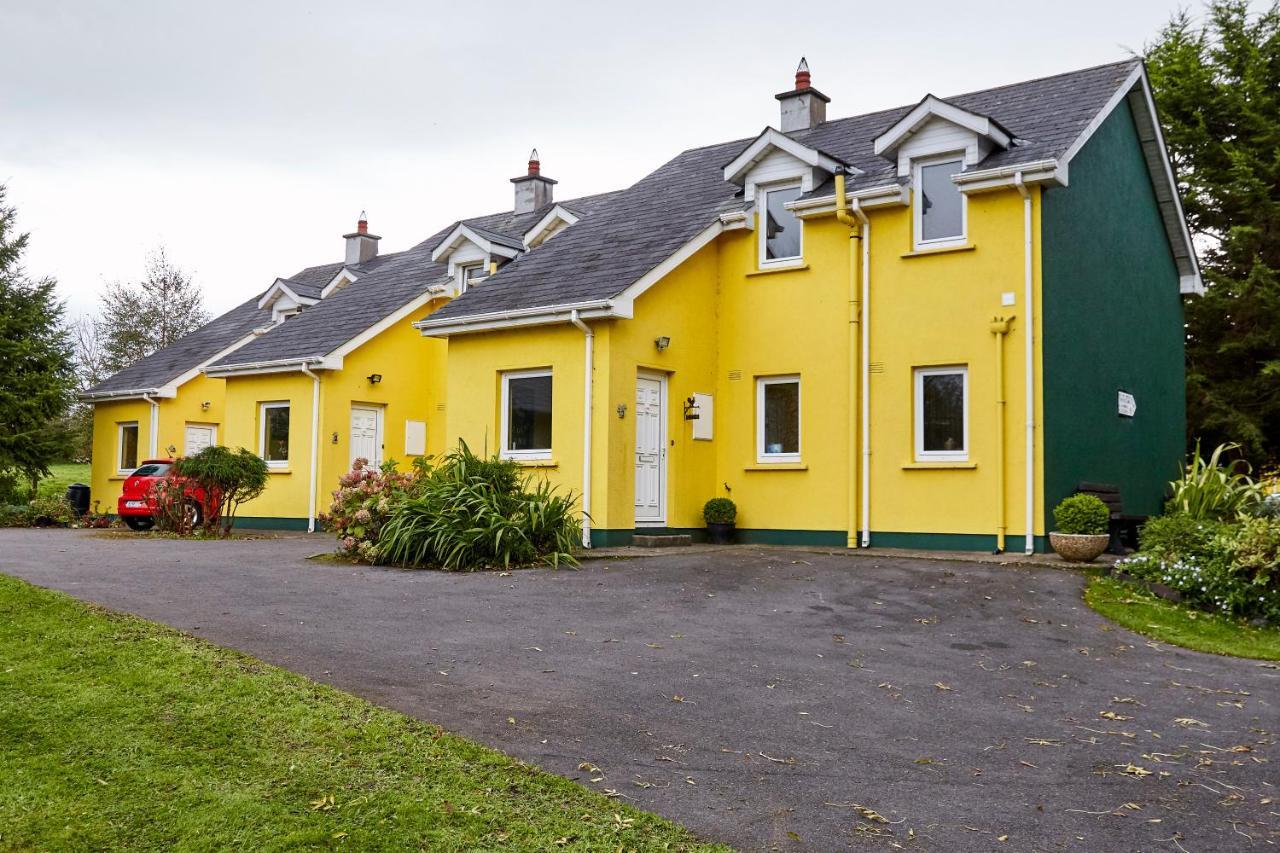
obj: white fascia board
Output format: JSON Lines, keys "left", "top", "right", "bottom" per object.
{"left": 328, "top": 290, "right": 444, "bottom": 359}
{"left": 874, "top": 95, "right": 1012, "bottom": 156}
{"left": 430, "top": 224, "right": 521, "bottom": 263}
{"left": 79, "top": 387, "right": 169, "bottom": 402}
{"left": 523, "top": 205, "right": 581, "bottom": 247}
{"left": 415, "top": 300, "right": 620, "bottom": 338}
{"left": 203, "top": 356, "right": 334, "bottom": 379}
{"left": 320, "top": 267, "right": 359, "bottom": 298}
{"left": 723, "top": 128, "right": 854, "bottom": 185}
{"left": 258, "top": 279, "right": 295, "bottom": 310}
{"left": 953, "top": 159, "right": 1065, "bottom": 194}
{"left": 613, "top": 221, "right": 724, "bottom": 309}
{"left": 1058, "top": 63, "right": 1203, "bottom": 295}
{"left": 788, "top": 183, "right": 911, "bottom": 218}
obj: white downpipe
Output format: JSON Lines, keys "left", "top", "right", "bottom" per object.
{"left": 852, "top": 200, "right": 871, "bottom": 548}
{"left": 141, "top": 394, "right": 159, "bottom": 458}
{"left": 301, "top": 365, "right": 321, "bottom": 534}
{"left": 1015, "top": 173, "right": 1035, "bottom": 555}
{"left": 569, "top": 310, "right": 594, "bottom": 549}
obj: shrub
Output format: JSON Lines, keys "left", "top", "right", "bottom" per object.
{"left": 175, "top": 446, "right": 269, "bottom": 536}
{"left": 1052, "top": 493, "right": 1109, "bottom": 535}
{"left": 703, "top": 498, "right": 737, "bottom": 525}
{"left": 321, "top": 458, "right": 423, "bottom": 562}
{"left": 1139, "top": 513, "right": 1228, "bottom": 562}
{"left": 150, "top": 476, "right": 198, "bottom": 535}
{"left": 27, "top": 494, "right": 73, "bottom": 527}
{"left": 378, "top": 442, "right": 580, "bottom": 571}
{"left": 0, "top": 503, "right": 29, "bottom": 527}
{"left": 1168, "top": 441, "right": 1262, "bottom": 520}
{"left": 1221, "top": 516, "right": 1280, "bottom": 592}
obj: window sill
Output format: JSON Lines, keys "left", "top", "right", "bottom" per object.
{"left": 901, "top": 461, "right": 977, "bottom": 470}
{"left": 509, "top": 458, "right": 558, "bottom": 468}
{"left": 744, "top": 462, "right": 808, "bottom": 471}
{"left": 901, "top": 243, "right": 976, "bottom": 258}
{"left": 266, "top": 467, "right": 293, "bottom": 475}
{"left": 747, "top": 263, "right": 809, "bottom": 277}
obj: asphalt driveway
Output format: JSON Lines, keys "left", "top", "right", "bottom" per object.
{"left": 2, "top": 529, "right": 1275, "bottom": 851}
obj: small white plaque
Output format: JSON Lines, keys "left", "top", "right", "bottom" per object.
{"left": 1001, "top": 291, "right": 1016, "bottom": 306}
{"left": 691, "top": 393, "right": 713, "bottom": 440}
{"left": 1117, "top": 391, "right": 1136, "bottom": 418}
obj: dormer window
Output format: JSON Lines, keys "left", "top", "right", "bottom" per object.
{"left": 913, "top": 156, "right": 966, "bottom": 249}
{"left": 460, "top": 263, "right": 488, "bottom": 292}
{"left": 761, "top": 182, "right": 804, "bottom": 266}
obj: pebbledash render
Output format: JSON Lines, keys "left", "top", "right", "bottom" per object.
{"left": 84, "top": 58, "right": 1197, "bottom": 550}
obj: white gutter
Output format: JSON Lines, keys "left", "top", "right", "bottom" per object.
{"left": 204, "top": 356, "right": 339, "bottom": 378}
{"left": 415, "top": 299, "right": 618, "bottom": 338}
{"left": 569, "top": 309, "right": 594, "bottom": 549}
{"left": 787, "top": 182, "right": 911, "bottom": 215}
{"left": 954, "top": 159, "right": 1064, "bottom": 192}
{"left": 141, "top": 394, "right": 160, "bottom": 458}
{"left": 1014, "top": 172, "right": 1036, "bottom": 555}
{"left": 852, "top": 199, "right": 871, "bottom": 548}
{"left": 79, "top": 387, "right": 173, "bottom": 403}
{"left": 300, "top": 364, "right": 322, "bottom": 534}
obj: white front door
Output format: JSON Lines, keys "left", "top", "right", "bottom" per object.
{"left": 184, "top": 423, "right": 216, "bottom": 455}
{"left": 634, "top": 375, "right": 665, "bottom": 524}
{"left": 350, "top": 406, "right": 382, "bottom": 468}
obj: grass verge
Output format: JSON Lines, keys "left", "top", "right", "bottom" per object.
{"left": 1085, "top": 574, "right": 1280, "bottom": 660}
{"left": 0, "top": 575, "right": 723, "bottom": 850}
{"left": 35, "top": 463, "right": 91, "bottom": 500}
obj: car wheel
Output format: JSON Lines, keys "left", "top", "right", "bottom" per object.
{"left": 185, "top": 499, "right": 204, "bottom": 530}
{"left": 125, "top": 516, "right": 154, "bottom": 531}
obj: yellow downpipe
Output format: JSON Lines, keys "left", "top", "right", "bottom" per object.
{"left": 989, "top": 315, "right": 1013, "bottom": 553}
{"left": 834, "top": 169, "right": 861, "bottom": 549}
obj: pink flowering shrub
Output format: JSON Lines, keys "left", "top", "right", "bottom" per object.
{"left": 320, "top": 457, "right": 425, "bottom": 561}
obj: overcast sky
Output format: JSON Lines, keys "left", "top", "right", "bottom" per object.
{"left": 1, "top": 0, "right": 1207, "bottom": 319}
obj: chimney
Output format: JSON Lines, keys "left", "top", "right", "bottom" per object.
{"left": 343, "top": 211, "right": 380, "bottom": 265}
{"left": 775, "top": 57, "right": 830, "bottom": 133}
{"left": 511, "top": 148, "right": 557, "bottom": 214}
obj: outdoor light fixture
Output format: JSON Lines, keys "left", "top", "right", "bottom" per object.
{"left": 331, "top": 431, "right": 339, "bottom": 444}
{"left": 166, "top": 444, "right": 177, "bottom": 456}
{"left": 367, "top": 373, "right": 383, "bottom": 384}
{"left": 201, "top": 400, "right": 211, "bottom": 410}
{"left": 654, "top": 336, "right": 671, "bottom": 351}
{"left": 616, "top": 403, "right": 627, "bottom": 418}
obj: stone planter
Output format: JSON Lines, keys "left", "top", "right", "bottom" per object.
{"left": 1049, "top": 532, "right": 1110, "bottom": 562}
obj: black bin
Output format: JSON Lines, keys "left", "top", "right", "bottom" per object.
{"left": 66, "top": 483, "right": 91, "bottom": 518}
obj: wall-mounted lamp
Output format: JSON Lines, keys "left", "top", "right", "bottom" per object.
{"left": 200, "top": 401, "right": 211, "bottom": 411}
{"left": 616, "top": 403, "right": 627, "bottom": 419}
{"left": 367, "top": 373, "right": 383, "bottom": 384}
{"left": 654, "top": 336, "right": 671, "bottom": 351}
{"left": 331, "top": 431, "right": 339, "bottom": 445}
{"left": 165, "top": 444, "right": 177, "bottom": 456}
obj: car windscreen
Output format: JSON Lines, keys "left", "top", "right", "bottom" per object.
{"left": 131, "top": 463, "right": 172, "bottom": 477}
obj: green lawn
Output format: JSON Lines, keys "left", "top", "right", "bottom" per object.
{"left": 35, "top": 462, "right": 91, "bottom": 499}
{"left": 0, "top": 575, "right": 723, "bottom": 851}
{"left": 1085, "top": 574, "right": 1280, "bottom": 660}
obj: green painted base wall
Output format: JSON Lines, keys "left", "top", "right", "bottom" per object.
{"left": 1041, "top": 97, "right": 1186, "bottom": 519}
{"left": 232, "top": 516, "right": 312, "bottom": 532}
{"left": 590, "top": 528, "right": 1046, "bottom": 552}
{"left": 870, "top": 532, "right": 1049, "bottom": 553}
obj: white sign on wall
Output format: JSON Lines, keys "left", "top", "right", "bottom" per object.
{"left": 691, "top": 393, "right": 714, "bottom": 440}
{"left": 404, "top": 419, "right": 427, "bottom": 455}
{"left": 1117, "top": 391, "right": 1136, "bottom": 418}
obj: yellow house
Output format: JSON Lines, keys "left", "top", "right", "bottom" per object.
{"left": 419, "top": 59, "right": 1200, "bottom": 552}
{"left": 87, "top": 59, "right": 1199, "bottom": 550}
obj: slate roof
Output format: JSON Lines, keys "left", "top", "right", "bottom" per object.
{"left": 428, "top": 59, "right": 1140, "bottom": 323}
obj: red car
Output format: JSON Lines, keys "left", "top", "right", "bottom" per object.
{"left": 117, "top": 459, "right": 217, "bottom": 531}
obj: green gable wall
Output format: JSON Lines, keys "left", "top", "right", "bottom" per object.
{"left": 1041, "top": 97, "right": 1186, "bottom": 519}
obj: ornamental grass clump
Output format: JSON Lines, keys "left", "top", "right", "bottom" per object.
{"left": 377, "top": 442, "right": 580, "bottom": 571}
{"left": 1168, "top": 441, "right": 1263, "bottom": 521}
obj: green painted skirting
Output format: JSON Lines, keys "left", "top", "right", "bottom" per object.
{"left": 590, "top": 528, "right": 1048, "bottom": 552}
{"left": 870, "top": 531, "right": 1049, "bottom": 553}
{"left": 232, "top": 516, "right": 313, "bottom": 532}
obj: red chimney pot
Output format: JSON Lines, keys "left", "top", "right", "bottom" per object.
{"left": 357, "top": 210, "right": 368, "bottom": 235}
{"left": 528, "top": 147, "right": 541, "bottom": 176}
{"left": 795, "top": 57, "right": 811, "bottom": 90}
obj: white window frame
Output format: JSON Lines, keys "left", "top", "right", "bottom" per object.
{"left": 914, "top": 366, "right": 969, "bottom": 462}
{"left": 117, "top": 421, "right": 140, "bottom": 474}
{"left": 756, "top": 375, "right": 801, "bottom": 464}
{"left": 459, "top": 262, "right": 488, "bottom": 293}
{"left": 912, "top": 154, "right": 967, "bottom": 250}
{"left": 758, "top": 181, "right": 805, "bottom": 269}
{"left": 500, "top": 369, "right": 553, "bottom": 461}
{"left": 259, "top": 401, "right": 291, "bottom": 468}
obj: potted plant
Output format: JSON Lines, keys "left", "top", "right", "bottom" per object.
{"left": 1049, "top": 493, "right": 1111, "bottom": 562}
{"left": 703, "top": 497, "right": 737, "bottom": 545}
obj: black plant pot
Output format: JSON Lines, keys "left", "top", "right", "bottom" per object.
{"left": 706, "top": 522, "right": 736, "bottom": 545}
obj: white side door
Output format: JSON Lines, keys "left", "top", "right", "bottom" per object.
{"left": 350, "top": 406, "right": 382, "bottom": 468}
{"left": 634, "top": 375, "right": 665, "bottom": 524}
{"left": 184, "top": 423, "right": 216, "bottom": 455}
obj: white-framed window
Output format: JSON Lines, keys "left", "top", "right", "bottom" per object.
{"left": 259, "top": 401, "right": 291, "bottom": 467}
{"left": 759, "top": 182, "right": 804, "bottom": 266}
{"left": 914, "top": 366, "right": 969, "bottom": 461}
{"left": 117, "top": 422, "right": 139, "bottom": 473}
{"left": 756, "top": 375, "right": 801, "bottom": 463}
{"left": 913, "top": 155, "right": 966, "bottom": 249}
{"left": 501, "top": 369, "right": 553, "bottom": 460}
{"left": 460, "top": 262, "right": 488, "bottom": 293}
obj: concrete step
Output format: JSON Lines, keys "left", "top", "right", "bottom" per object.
{"left": 632, "top": 534, "right": 692, "bottom": 548}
